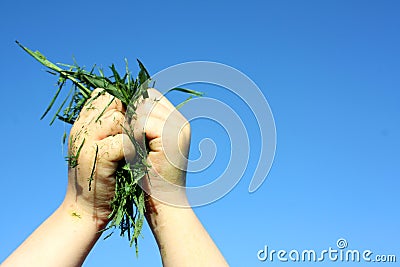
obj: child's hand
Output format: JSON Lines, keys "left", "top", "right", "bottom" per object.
{"left": 64, "top": 88, "right": 135, "bottom": 228}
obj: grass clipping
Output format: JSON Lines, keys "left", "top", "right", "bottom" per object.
{"left": 17, "top": 41, "right": 201, "bottom": 255}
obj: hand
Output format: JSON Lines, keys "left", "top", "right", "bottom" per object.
{"left": 132, "top": 88, "right": 191, "bottom": 207}
{"left": 2, "top": 88, "right": 136, "bottom": 267}
{"left": 64, "top": 88, "right": 134, "bottom": 228}
{"left": 132, "top": 89, "right": 228, "bottom": 266}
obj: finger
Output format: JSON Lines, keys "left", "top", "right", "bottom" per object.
{"left": 133, "top": 115, "right": 165, "bottom": 146}
{"left": 97, "top": 133, "right": 136, "bottom": 163}
{"left": 129, "top": 88, "right": 189, "bottom": 151}
{"left": 137, "top": 100, "right": 188, "bottom": 136}
{"left": 79, "top": 88, "right": 125, "bottom": 122}
{"left": 90, "top": 88, "right": 125, "bottom": 112}
{"left": 132, "top": 98, "right": 173, "bottom": 144}
{"left": 133, "top": 88, "right": 176, "bottom": 115}
{"left": 146, "top": 89, "right": 189, "bottom": 130}
{"left": 134, "top": 108, "right": 189, "bottom": 156}
{"left": 92, "top": 110, "right": 125, "bottom": 141}
{"left": 147, "top": 88, "right": 176, "bottom": 111}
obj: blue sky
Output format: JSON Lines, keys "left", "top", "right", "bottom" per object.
{"left": 1, "top": 0, "right": 399, "bottom": 266}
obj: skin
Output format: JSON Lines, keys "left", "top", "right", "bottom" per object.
{"left": 2, "top": 88, "right": 228, "bottom": 267}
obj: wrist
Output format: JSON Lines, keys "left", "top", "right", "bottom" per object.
{"left": 145, "top": 190, "right": 189, "bottom": 214}
{"left": 60, "top": 197, "right": 110, "bottom": 232}
{"left": 144, "top": 193, "right": 191, "bottom": 234}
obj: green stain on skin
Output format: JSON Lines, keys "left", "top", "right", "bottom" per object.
{"left": 71, "top": 212, "right": 81, "bottom": 219}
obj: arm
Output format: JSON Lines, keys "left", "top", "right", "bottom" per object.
{"left": 134, "top": 89, "right": 228, "bottom": 267}
{"left": 146, "top": 199, "right": 228, "bottom": 267}
{"left": 2, "top": 89, "right": 130, "bottom": 267}
{"left": 1, "top": 203, "right": 102, "bottom": 267}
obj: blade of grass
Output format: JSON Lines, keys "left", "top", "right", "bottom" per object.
{"left": 16, "top": 41, "right": 91, "bottom": 98}
{"left": 88, "top": 144, "right": 98, "bottom": 191}
{"left": 175, "top": 96, "right": 194, "bottom": 110}
{"left": 168, "top": 87, "right": 204, "bottom": 97}
{"left": 41, "top": 78, "right": 65, "bottom": 120}
{"left": 50, "top": 84, "right": 74, "bottom": 125}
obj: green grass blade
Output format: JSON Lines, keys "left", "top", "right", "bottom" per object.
{"left": 95, "top": 96, "right": 115, "bottom": 123}
{"left": 41, "top": 79, "right": 65, "bottom": 120}
{"left": 168, "top": 87, "right": 204, "bottom": 97}
{"left": 50, "top": 85, "right": 74, "bottom": 125}
{"left": 175, "top": 96, "right": 194, "bottom": 110}
{"left": 88, "top": 144, "right": 98, "bottom": 191}
{"left": 16, "top": 41, "right": 62, "bottom": 72}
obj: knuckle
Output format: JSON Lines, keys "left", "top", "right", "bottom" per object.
{"left": 91, "top": 88, "right": 103, "bottom": 96}
{"left": 144, "top": 99, "right": 157, "bottom": 112}
{"left": 147, "top": 88, "right": 162, "bottom": 99}
{"left": 111, "top": 111, "right": 125, "bottom": 124}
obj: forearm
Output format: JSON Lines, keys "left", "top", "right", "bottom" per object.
{"left": 2, "top": 200, "right": 102, "bottom": 267}
{"left": 146, "top": 197, "right": 228, "bottom": 267}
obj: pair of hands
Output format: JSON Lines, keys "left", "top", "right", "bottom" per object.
{"left": 65, "top": 88, "right": 228, "bottom": 266}
{"left": 2, "top": 87, "right": 228, "bottom": 267}
{"left": 64, "top": 88, "right": 190, "bottom": 228}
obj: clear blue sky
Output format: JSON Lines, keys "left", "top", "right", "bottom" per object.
{"left": 1, "top": 0, "right": 399, "bottom": 266}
